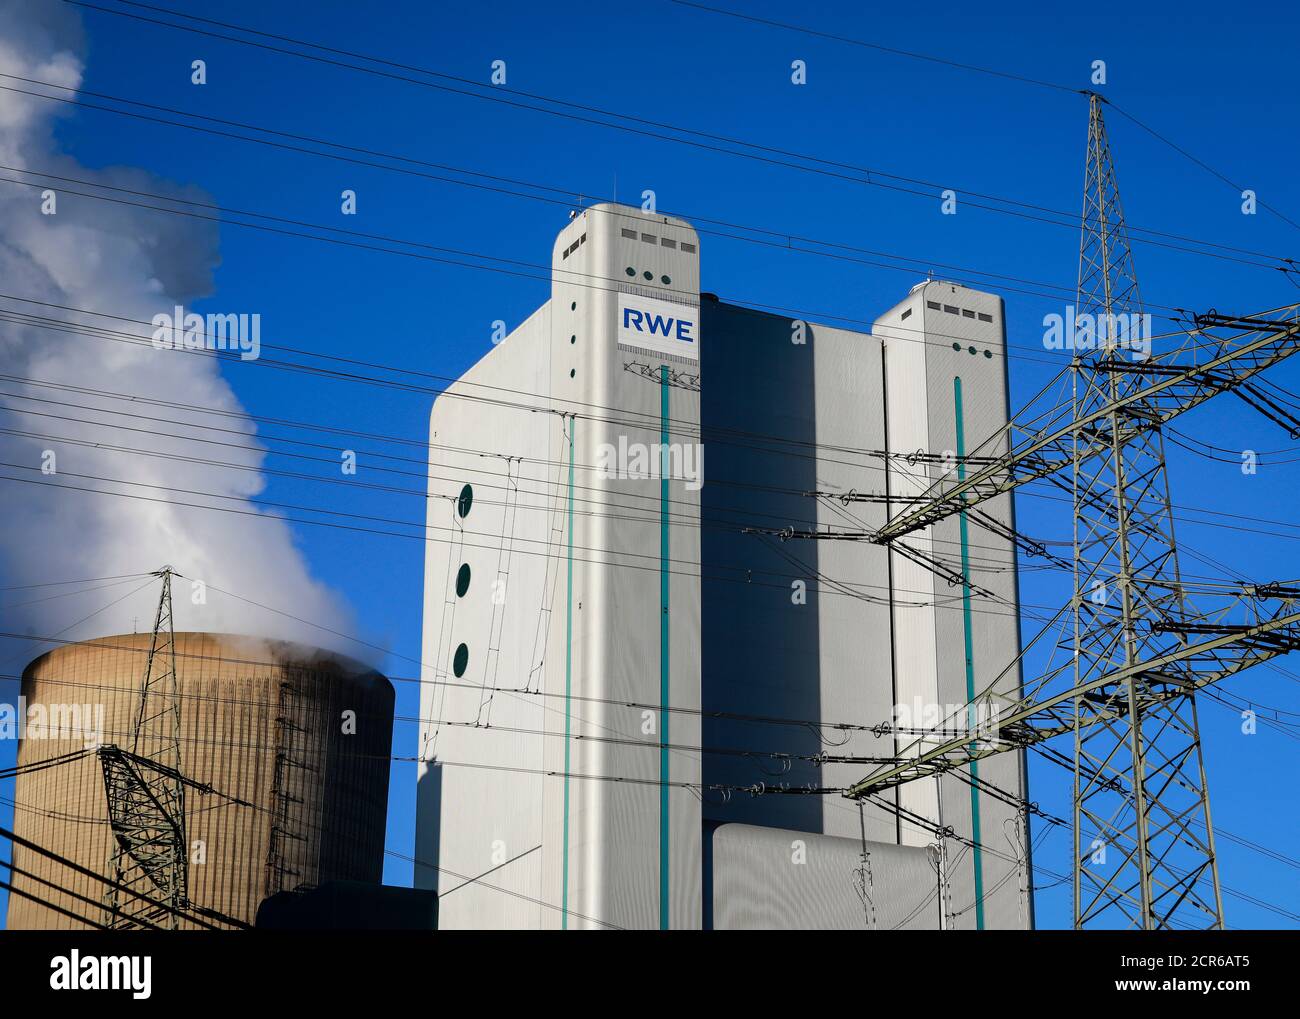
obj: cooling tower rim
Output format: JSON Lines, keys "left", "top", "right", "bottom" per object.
{"left": 21, "top": 630, "right": 392, "bottom": 694}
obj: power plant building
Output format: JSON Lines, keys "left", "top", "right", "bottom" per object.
{"left": 417, "top": 203, "right": 1031, "bottom": 929}
{"left": 6, "top": 632, "right": 394, "bottom": 929}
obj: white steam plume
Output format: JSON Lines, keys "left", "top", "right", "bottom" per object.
{"left": 0, "top": 1, "right": 360, "bottom": 661}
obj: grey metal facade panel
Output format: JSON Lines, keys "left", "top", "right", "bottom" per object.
{"left": 711, "top": 823, "right": 939, "bottom": 930}
{"left": 699, "top": 303, "right": 834, "bottom": 836}
{"left": 875, "top": 282, "right": 1032, "bottom": 929}
{"left": 7, "top": 633, "right": 393, "bottom": 930}
{"left": 698, "top": 302, "right": 897, "bottom": 845}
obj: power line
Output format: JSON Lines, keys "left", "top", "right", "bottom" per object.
{"left": 672, "top": 1, "right": 1300, "bottom": 236}
{"left": 2, "top": 71, "right": 1287, "bottom": 281}
{"left": 5, "top": 353, "right": 1297, "bottom": 549}
{"left": 4, "top": 419, "right": 1289, "bottom": 631}
{"left": 0, "top": 633, "right": 897, "bottom": 740}
{"left": 0, "top": 403, "right": 1059, "bottom": 583}
{"left": 0, "top": 78, "right": 1221, "bottom": 308}
{"left": 668, "top": 0, "right": 1079, "bottom": 93}
{"left": 0, "top": 576, "right": 961, "bottom": 821}
{"left": 0, "top": 574, "right": 153, "bottom": 613}
{"left": 387, "top": 844, "right": 618, "bottom": 928}
{"left": 0, "top": 572, "right": 152, "bottom": 593}
{"left": 0, "top": 463, "right": 1059, "bottom": 623}
{"left": 0, "top": 413, "right": 1241, "bottom": 627}
{"left": 0, "top": 668, "right": 907, "bottom": 769}
{"left": 9, "top": 574, "right": 1292, "bottom": 926}
{"left": 1105, "top": 99, "right": 1300, "bottom": 235}
{"left": 0, "top": 771, "right": 613, "bottom": 928}
{"left": 0, "top": 575, "right": 161, "bottom": 677}
{"left": 58, "top": 0, "right": 1298, "bottom": 270}
{"left": 0, "top": 400, "right": 1044, "bottom": 563}
{"left": 0, "top": 877, "right": 108, "bottom": 930}
{"left": 11, "top": 733, "right": 1283, "bottom": 930}
{"left": 8, "top": 296, "right": 1296, "bottom": 562}
{"left": 1, "top": 857, "right": 153, "bottom": 929}
{"left": 903, "top": 763, "right": 1299, "bottom": 927}
{"left": 0, "top": 292, "right": 1076, "bottom": 466}
{"left": 0, "top": 822, "right": 246, "bottom": 929}
{"left": 7, "top": 0, "right": 1289, "bottom": 930}
{"left": 1, "top": 716, "right": 833, "bottom": 798}
{"left": 0, "top": 748, "right": 97, "bottom": 782}
{"left": 0, "top": 167, "right": 1153, "bottom": 413}
{"left": 6, "top": 289, "right": 1293, "bottom": 559}
{"left": 1023, "top": 745, "right": 1300, "bottom": 919}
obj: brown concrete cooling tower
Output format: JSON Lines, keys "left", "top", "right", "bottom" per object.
{"left": 5, "top": 632, "right": 395, "bottom": 929}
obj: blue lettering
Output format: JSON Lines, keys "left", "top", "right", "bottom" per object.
{"left": 645, "top": 313, "right": 672, "bottom": 336}
{"left": 623, "top": 305, "right": 696, "bottom": 345}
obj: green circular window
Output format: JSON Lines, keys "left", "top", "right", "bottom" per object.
{"left": 569, "top": 368, "right": 576, "bottom": 378}
{"left": 661, "top": 275, "right": 671, "bottom": 285}
{"left": 570, "top": 301, "right": 577, "bottom": 310}
{"left": 570, "top": 334, "right": 576, "bottom": 344}
{"left": 952, "top": 342, "right": 961, "bottom": 351}
{"left": 625, "top": 267, "right": 635, "bottom": 277}
{"left": 984, "top": 350, "right": 993, "bottom": 359}
{"left": 457, "top": 484, "right": 473, "bottom": 518}
{"left": 968, "top": 345, "right": 977, "bottom": 355}
{"left": 453, "top": 643, "right": 469, "bottom": 677}
{"left": 455, "top": 563, "right": 471, "bottom": 597}
{"left": 643, "top": 271, "right": 653, "bottom": 281}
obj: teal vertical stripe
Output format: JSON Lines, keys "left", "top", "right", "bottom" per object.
{"left": 953, "top": 376, "right": 985, "bottom": 930}
{"left": 562, "top": 417, "right": 574, "bottom": 930}
{"left": 659, "top": 366, "right": 671, "bottom": 930}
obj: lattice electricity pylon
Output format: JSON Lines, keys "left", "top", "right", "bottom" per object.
{"left": 100, "top": 566, "right": 188, "bottom": 929}
{"left": 838, "top": 95, "right": 1300, "bottom": 930}
{"left": 1067, "top": 92, "right": 1217, "bottom": 931}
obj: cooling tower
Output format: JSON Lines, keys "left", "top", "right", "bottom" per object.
{"left": 5, "top": 632, "right": 394, "bottom": 929}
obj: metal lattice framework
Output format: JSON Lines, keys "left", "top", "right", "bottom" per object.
{"left": 100, "top": 566, "right": 189, "bottom": 929}
{"left": 839, "top": 96, "right": 1300, "bottom": 930}
{"left": 1069, "top": 93, "right": 1215, "bottom": 930}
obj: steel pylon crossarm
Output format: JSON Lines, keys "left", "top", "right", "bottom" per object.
{"left": 845, "top": 590, "right": 1300, "bottom": 794}
{"left": 843, "top": 586, "right": 1299, "bottom": 929}
{"left": 870, "top": 308, "right": 1300, "bottom": 545}
{"left": 99, "top": 744, "right": 188, "bottom": 929}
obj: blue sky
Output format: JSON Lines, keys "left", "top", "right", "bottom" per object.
{"left": 2, "top": 0, "right": 1298, "bottom": 928}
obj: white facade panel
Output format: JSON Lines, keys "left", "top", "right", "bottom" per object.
{"left": 421, "top": 204, "right": 703, "bottom": 930}
{"left": 416, "top": 302, "right": 557, "bottom": 929}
